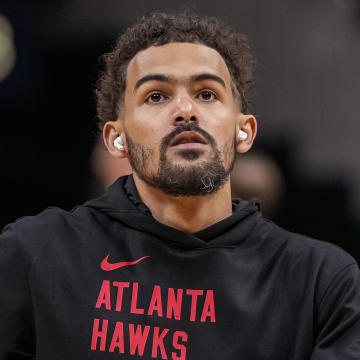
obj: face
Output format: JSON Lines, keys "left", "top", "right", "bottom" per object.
{"left": 116, "top": 42, "right": 251, "bottom": 196}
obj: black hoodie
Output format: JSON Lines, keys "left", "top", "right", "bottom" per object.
{"left": 0, "top": 175, "right": 359, "bottom": 359}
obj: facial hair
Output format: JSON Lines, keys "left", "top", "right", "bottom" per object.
{"left": 126, "top": 123, "right": 236, "bottom": 197}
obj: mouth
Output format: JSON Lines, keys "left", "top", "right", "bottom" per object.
{"left": 170, "top": 131, "right": 208, "bottom": 148}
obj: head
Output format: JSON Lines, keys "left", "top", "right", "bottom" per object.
{"left": 98, "top": 9, "right": 257, "bottom": 196}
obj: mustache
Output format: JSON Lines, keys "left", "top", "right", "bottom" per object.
{"left": 160, "top": 123, "right": 217, "bottom": 149}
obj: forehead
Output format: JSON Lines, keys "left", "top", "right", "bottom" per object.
{"left": 126, "top": 42, "right": 232, "bottom": 87}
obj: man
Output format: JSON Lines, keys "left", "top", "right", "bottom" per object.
{"left": 0, "top": 10, "right": 359, "bottom": 360}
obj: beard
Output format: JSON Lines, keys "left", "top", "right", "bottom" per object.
{"left": 126, "top": 123, "right": 236, "bottom": 196}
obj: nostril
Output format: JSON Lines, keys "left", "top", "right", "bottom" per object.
{"left": 174, "top": 116, "right": 197, "bottom": 123}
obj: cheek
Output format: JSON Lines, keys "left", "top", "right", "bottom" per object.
{"left": 125, "top": 108, "right": 167, "bottom": 147}
{"left": 206, "top": 108, "right": 236, "bottom": 142}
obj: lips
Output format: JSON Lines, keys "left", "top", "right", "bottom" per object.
{"left": 170, "top": 131, "right": 207, "bottom": 147}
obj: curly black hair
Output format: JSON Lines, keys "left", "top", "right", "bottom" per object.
{"left": 95, "top": 9, "right": 255, "bottom": 130}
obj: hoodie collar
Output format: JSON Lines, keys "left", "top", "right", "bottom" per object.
{"left": 84, "top": 175, "right": 261, "bottom": 249}
{"left": 123, "top": 175, "right": 152, "bottom": 217}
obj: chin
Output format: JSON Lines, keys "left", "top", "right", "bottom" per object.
{"left": 173, "top": 149, "right": 208, "bottom": 161}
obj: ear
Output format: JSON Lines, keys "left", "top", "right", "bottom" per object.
{"left": 235, "top": 113, "right": 257, "bottom": 154}
{"left": 103, "top": 120, "right": 128, "bottom": 159}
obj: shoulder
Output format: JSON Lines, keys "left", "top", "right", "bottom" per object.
{"left": 0, "top": 206, "right": 93, "bottom": 263}
{"left": 256, "top": 217, "right": 357, "bottom": 284}
{"left": 4, "top": 206, "right": 87, "bottom": 234}
{"left": 261, "top": 218, "right": 357, "bottom": 268}
{"left": 259, "top": 218, "right": 358, "bottom": 303}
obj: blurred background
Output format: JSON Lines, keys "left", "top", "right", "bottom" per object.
{"left": 0, "top": 0, "right": 359, "bottom": 261}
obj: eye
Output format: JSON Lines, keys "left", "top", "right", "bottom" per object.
{"left": 145, "top": 92, "right": 168, "bottom": 103}
{"left": 197, "top": 89, "right": 217, "bottom": 102}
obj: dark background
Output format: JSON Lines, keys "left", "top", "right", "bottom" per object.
{"left": 1, "top": 0, "right": 359, "bottom": 262}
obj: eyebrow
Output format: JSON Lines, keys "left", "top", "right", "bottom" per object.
{"left": 133, "top": 73, "right": 226, "bottom": 93}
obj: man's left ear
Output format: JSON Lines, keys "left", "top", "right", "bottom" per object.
{"left": 236, "top": 113, "right": 257, "bottom": 153}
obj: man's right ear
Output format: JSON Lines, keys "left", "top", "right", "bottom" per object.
{"left": 103, "top": 121, "right": 127, "bottom": 159}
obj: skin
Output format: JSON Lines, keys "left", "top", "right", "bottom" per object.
{"left": 103, "top": 42, "right": 257, "bottom": 233}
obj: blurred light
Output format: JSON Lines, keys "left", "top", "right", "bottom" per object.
{"left": 0, "top": 14, "right": 16, "bottom": 81}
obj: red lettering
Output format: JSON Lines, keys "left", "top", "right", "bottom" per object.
{"left": 152, "top": 326, "right": 169, "bottom": 359}
{"left": 186, "top": 289, "right": 203, "bottom": 321}
{"left": 129, "top": 323, "right": 151, "bottom": 356}
{"left": 91, "top": 318, "right": 191, "bottom": 358}
{"left": 167, "top": 288, "right": 183, "bottom": 320}
{"left": 172, "top": 331, "right": 188, "bottom": 360}
{"left": 200, "top": 290, "right": 216, "bottom": 322}
{"left": 95, "top": 280, "right": 111, "bottom": 310}
{"left": 113, "top": 281, "right": 129, "bottom": 312}
{"left": 148, "top": 285, "right": 163, "bottom": 317}
{"left": 109, "top": 321, "right": 125, "bottom": 353}
{"left": 91, "top": 318, "right": 108, "bottom": 351}
{"left": 131, "top": 282, "right": 144, "bottom": 314}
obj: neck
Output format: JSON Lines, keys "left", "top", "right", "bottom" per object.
{"left": 132, "top": 173, "right": 233, "bottom": 233}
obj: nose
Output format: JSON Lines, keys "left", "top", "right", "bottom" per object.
{"left": 171, "top": 93, "right": 198, "bottom": 126}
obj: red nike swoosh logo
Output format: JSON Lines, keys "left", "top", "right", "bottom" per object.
{"left": 100, "top": 255, "right": 150, "bottom": 271}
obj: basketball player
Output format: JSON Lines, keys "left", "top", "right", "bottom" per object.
{"left": 1, "top": 10, "right": 359, "bottom": 359}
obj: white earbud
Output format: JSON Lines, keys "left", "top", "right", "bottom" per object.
{"left": 113, "top": 136, "right": 125, "bottom": 150}
{"left": 237, "top": 130, "right": 248, "bottom": 141}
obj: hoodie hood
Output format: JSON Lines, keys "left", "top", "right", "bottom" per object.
{"left": 84, "top": 175, "right": 261, "bottom": 249}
